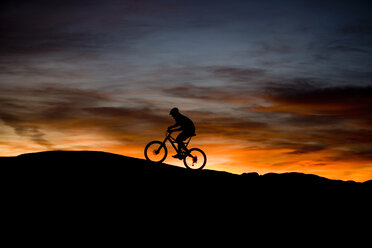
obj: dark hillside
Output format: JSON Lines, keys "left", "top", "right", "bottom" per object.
{"left": 1, "top": 151, "right": 370, "bottom": 200}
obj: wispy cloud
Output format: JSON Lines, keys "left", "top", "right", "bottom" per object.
{"left": 0, "top": 84, "right": 109, "bottom": 147}
{"left": 251, "top": 83, "right": 372, "bottom": 162}
{"left": 209, "top": 66, "right": 267, "bottom": 83}
{"left": 261, "top": 83, "right": 372, "bottom": 122}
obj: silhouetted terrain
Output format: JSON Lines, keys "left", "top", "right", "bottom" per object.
{"left": 2, "top": 150, "right": 371, "bottom": 222}
{"left": 1, "top": 151, "right": 370, "bottom": 189}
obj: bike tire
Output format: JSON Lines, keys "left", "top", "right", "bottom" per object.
{"left": 183, "top": 148, "right": 207, "bottom": 170}
{"left": 144, "top": 141, "right": 168, "bottom": 163}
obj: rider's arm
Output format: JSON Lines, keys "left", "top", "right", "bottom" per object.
{"left": 170, "top": 127, "right": 182, "bottom": 132}
{"left": 168, "top": 123, "right": 180, "bottom": 131}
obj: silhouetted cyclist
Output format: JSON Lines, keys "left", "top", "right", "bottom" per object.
{"left": 167, "top": 107, "right": 196, "bottom": 159}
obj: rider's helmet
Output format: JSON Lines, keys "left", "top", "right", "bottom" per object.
{"left": 169, "top": 107, "right": 179, "bottom": 116}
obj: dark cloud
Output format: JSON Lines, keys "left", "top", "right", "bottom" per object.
{"left": 84, "top": 106, "right": 169, "bottom": 126}
{"left": 198, "top": 117, "right": 269, "bottom": 136}
{"left": 251, "top": 41, "right": 294, "bottom": 56}
{"left": 339, "top": 24, "right": 372, "bottom": 36}
{"left": 318, "top": 128, "right": 372, "bottom": 146}
{"left": 183, "top": 110, "right": 271, "bottom": 144}
{"left": 0, "top": 84, "right": 168, "bottom": 146}
{"left": 162, "top": 84, "right": 250, "bottom": 103}
{"left": 284, "top": 114, "right": 342, "bottom": 127}
{"left": 264, "top": 84, "right": 372, "bottom": 119}
{"left": 327, "top": 44, "right": 369, "bottom": 54}
{"left": 0, "top": 84, "right": 111, "bottom": 147}
{"left": 340, "top": 70, "right": 372, "bottom": 82}
{"left": 265, "top": 83, "right": 372, "bottom": 129}
{"left": 0, "top": 0, "right": 174, "bottom": 57}
{"left": 1, "top": 1, "right": 97, "bottom": 55}
{"left": 251, "top": 83, "right": 372, "bottom": 161}
{"left": 210, "top": 66, "right": 267, "bottom": 83}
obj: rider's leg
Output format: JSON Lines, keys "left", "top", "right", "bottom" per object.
{"left": 176, "top": 132, "right": 188, "bottom": 153}
{"left": 172, "top": 132, "right": 189, "bottom": 159}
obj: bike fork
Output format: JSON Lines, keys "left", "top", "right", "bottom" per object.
{"left": 156, "top": 141, "right": 166, "bottom": 153}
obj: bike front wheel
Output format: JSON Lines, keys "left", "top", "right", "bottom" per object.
{"left": 183, "top": 148, "right": 207, "bottom": 170}
{"left": 144, "top": 141, "right": 168, "bottom": 163}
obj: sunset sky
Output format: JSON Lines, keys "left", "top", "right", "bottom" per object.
{"left": 1, "top": 0, "right": 372, "bottom": 181}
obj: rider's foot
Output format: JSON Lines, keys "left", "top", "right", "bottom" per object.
{"left": 172, "top": 154, "right": 183, "bottom": 160}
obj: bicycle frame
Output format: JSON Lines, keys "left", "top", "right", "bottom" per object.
{"left": 161, "top": 131, "right": 192, "bottom": 153}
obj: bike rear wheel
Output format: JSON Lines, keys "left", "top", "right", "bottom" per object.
{"left": 144, "top": 141, "right": 168, "bottom": 163}
{"left": 183, "top": 148, "right": 207, "bottom": 170}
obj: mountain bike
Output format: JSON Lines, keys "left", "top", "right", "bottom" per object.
{"left": 144, "top": 130, "right": 207, "bottom": 170}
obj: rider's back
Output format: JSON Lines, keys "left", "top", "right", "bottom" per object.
{"left": 175, "top": 113, "right": 195, "bottom": 134}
